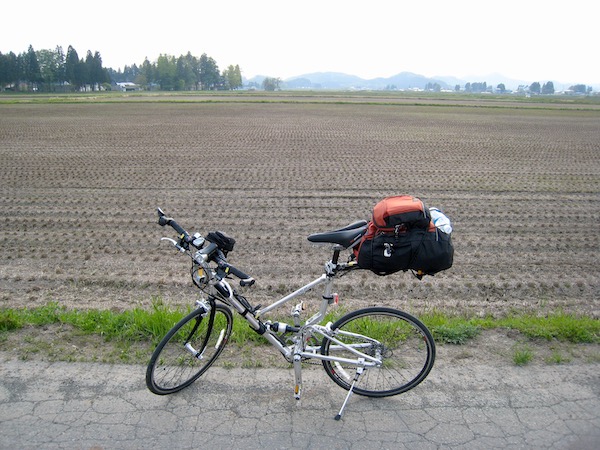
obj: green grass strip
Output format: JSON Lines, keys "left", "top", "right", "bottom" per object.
{"left": 422, "top": 310, "right": 599, "bottom": 344}
{"left": 1, "top": 302, "right": 598, "bottom": 345}
{"left": 495, "top": 313, "right": 599, "bottom": 343}
{"left": 0, "top": 301, "right": 189, "bottom": 345}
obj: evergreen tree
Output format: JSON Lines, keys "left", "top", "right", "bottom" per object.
{"left": 199, "top": 53, "right": 221, "bottom": 90}
{"left": 541, "top": 81, "right": 555, "bottom": 95}
{"left": 569, "top": 84, "right": 587, "bottom": 94}
{"left": 425, "top": 82, "right": 441, "bottom": 92}
{"left": 176, "top": 53, "right": 195, "bottom": 90}
{"left": 37, "top": 49, "right": 59, "bottom": 90}
{"left": 136, "top": 58, "right": 154, "bottom": 87}
{"left": 65, "top": 46, "right": 83, "bottom": 90}
{"left": 0, "top": 53, "right": 13, "bottom": 89}
{"left": 155, "top": 54, "right": 177, "bottom": 90}
{"left": 23, "top": 45, "right": 42, "bottom": 90}
{"left": 2, "top": 52, "right": 19, "bottom": 90}
{"left": 262, "top": 77, "right": 281, "bottom": 91}
{"left": 55, "top": 46, "right": 66, "bottom": 86}
{"left": 234, "top": 65, "right": 242, "bottom": 89}
{"left": 223, "top": 64, "right": 242, "bottom": 90}
{"left": 86, "top": 51, "right": 106, "bottom": 89}
{"left": 85, "top": 51, "right": 95, "bottom": 89}
{"left": 529, "top": 82, "right": 541, "bottom": 95}
{"left": 184, "top": 52, "right": 200, "bottom": 90}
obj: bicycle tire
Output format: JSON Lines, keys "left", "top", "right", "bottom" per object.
{"left": 321, "top": 307, "right": 435, "bottom": 398}
{"left": 146, "top": 303, "right": 233, "bottom": 395}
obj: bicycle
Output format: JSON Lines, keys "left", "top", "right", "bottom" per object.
{"left": 146, "top": 208, "right": 436, "bottom": 420}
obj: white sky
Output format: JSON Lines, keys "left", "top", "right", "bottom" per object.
{"left": 2, "top": 0, "right": 598, "bottom": 85}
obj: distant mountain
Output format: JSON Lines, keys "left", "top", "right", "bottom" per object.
{"left": 377, "top": 72, "right": 449, "bottom": 90}
{"left": 285, "top": 72, "right": 366, "bottom": 89}
{"left": 245, "top": 75, "right": 267, "bottom": 86}
{"left": 281, "top": 72, "right": 449, "bottom": 90}
{"left": 245, "top": 71, "right": 598, "bottom": 92}
{"left": 432, "top": 75, "right": 464, "bottom": 89}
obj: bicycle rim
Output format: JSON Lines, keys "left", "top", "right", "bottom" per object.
{"left": 146, "top": 303, "right": 233, "bottom": 395}
{"left": 321, "top": 307, "right": 435, "bottom": 397}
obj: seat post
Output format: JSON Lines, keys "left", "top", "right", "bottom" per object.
{"left": 331, "top": 244, "right": 343, "bottom": 265}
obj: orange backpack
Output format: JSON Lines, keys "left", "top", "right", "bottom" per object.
{"left": 371, "top": 195, "right": 432, "bottom": 232}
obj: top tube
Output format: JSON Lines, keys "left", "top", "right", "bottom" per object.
{"left": 255, "top": 274, "right": 329, "bottom": 317}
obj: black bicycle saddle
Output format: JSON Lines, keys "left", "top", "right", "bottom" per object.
{"left": 307, "top": 220, "right": 368, "bottom": 249}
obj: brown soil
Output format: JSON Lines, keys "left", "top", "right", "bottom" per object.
{"left": 1, "top": 97, "right": 598, "bottom": 323}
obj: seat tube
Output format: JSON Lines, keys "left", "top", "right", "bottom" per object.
{"left": 323, "top": 276, "right": 334, "bottom": 300}
{"left": 318, "top": 276, "right": 335, "bottom": 318}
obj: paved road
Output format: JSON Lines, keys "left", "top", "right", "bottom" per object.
{"left": 1, "top": 354, "right": 598, "bottom": 449}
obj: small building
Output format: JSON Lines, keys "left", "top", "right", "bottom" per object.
{"left": 114, "top": 82, "right": 141, "bottom": 92}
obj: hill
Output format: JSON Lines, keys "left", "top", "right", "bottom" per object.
{"left": 283, "top": 71, "right": 449, "bottom": 90}
{"left": 245, "top": 71, "right": 594, "bottom": 91}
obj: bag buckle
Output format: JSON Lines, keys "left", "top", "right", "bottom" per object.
{"left": 394, "top": 224, "right": 406, "bottom": 237}
{"left": 383, "top": 243, "right": 393, "bottom": 258}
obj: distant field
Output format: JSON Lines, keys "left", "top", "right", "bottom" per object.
{"left": 1, "top": 93, "right": 598, "bottom": 318}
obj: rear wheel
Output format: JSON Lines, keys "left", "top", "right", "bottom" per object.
{"left": 146, "top": 303, "right": 233, "bottom": 395}
{"left": 321, "top": 307, "right": 435, "bottom": 397}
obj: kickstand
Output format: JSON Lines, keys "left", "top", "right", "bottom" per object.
{"left": 334, "top": 362, "right": 364, "bottom": 421}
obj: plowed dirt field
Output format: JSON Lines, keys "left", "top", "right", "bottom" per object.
{"left": 1, "top": 95, "right": 598, "bottom": 319}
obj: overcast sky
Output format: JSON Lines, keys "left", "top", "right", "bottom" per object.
{"left": 2, "top": 0, "right": 598, "bottom": 85}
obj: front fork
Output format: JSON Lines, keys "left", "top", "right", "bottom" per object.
{"left": 290, "top": 275, "right": 338, "bottom": 403}
{"left": 183, "top": 299, "right": 213, "bottom": 359}
{"left": 292, "top": 331, "right": 305, "bottom": 402}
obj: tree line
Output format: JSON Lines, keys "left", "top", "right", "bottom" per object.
{"left": 453, "top": 81, "right": 557, "bottom": 94}
{"left": 0, "top": 45, "right": 242, "bottom": 92}
{"left": 424, "top": 80, "right": 592, "bottom": 95}
{"left": 109, "top": 53, "right": 241, "bottom": 91}
{"left": 0, "top": 45, "right": 108, "bottom": 92}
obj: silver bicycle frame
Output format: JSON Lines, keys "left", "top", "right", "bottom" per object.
{"left": 213, "top": 269, "right": 382, "bottom": 369}
{"left": 255, "top": 274, "right": 329, "bottom": 317}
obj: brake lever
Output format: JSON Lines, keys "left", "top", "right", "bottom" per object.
{"left": 160, "top": 237, "right": 185, "bottom": 253}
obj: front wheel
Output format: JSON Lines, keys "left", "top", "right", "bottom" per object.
{"left": 146, "top": 303, "right": 233, "bottom": 395}
{"left": 321, "top": 307, "right": 435, "bottom": 397}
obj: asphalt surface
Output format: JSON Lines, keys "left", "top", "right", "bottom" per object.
{"left": 1, "top": 354, "right": 599, "bottom": 449}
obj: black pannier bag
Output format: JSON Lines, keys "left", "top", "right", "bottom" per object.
{"left": 355, "top": 196, "right": 454, "bottom": 277}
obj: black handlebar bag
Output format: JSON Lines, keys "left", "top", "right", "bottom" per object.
{"left": 206, "top": 231, "right": 236, "bottom": 255}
